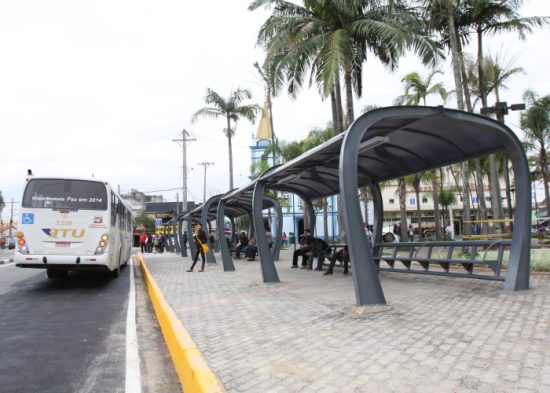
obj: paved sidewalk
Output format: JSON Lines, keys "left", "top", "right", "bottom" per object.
{"left": 143, "top": 249, "right": 550, "bottom": 393}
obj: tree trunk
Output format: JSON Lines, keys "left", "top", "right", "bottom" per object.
{"left": 431, "top": 169, "right": 441, "bottom": 240}
{"left": 477, "top": 25, "right": 486, "bottom": 108}
{"left": 475, "top": 158, "right": 489, "bottom": 234}
{"left": 344, "top": 69, "right": 355, "bottom": 128}
{"left": 398, "top": 177, "right": 408, "bottom": 242}
{"left": 323, "top": 198, "right": 329, "bottom": 241}
{"left": 334, "top": 73, "right": 349, "bottom": 243}
{"left": 457, "top": 26, "right": 473, "bottom": 112}
{"left": 541, "top": 146, "right": 550, "bottom": 216}
{"left": 461, "top": 161, "right": 471, "bottom": 237}
{"left": 415, "top": 189, "right": 422, "bottom": 240}
{"left": 330, "top": 90, "right": 338, "bottom": 136}
{"left": 489, "top": 154, "right": 503, "bottom": 233}
{"left": 334, "top": 76, "right": 344, "bottom": 133}
{"left": 503, "top": 157, "right": 513, "bottom": 231}
{"left": 446, "top": 1, "right": 465, "bottom": 111}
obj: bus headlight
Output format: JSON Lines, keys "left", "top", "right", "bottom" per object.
{"left": 95, "top": 247, "right": 104, "bottom": 255}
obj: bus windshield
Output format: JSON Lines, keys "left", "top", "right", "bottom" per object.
{"left": 22, "top": 179, "right": 108, "bottom": 210}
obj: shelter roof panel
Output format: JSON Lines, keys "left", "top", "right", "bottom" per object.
{"left": 256, "top": 107, "right": 511, "bottom": 201}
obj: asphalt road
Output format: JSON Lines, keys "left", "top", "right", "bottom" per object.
{"left": 0, "top": 260, "right": 180, "bottom": 393}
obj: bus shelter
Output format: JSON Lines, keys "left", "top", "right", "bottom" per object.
{"left": 252, "top": 106, "right": 530, "bottom": 307}
{"left": 215, "top": 189, "right": 282, "bottom": 273}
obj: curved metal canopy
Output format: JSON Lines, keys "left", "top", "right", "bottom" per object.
{"left": 258, "top": 106, "right": 515, "bottom": 201}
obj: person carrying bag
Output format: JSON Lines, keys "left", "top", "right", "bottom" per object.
{"left": 187, "top": 222, "right": 208, "bottom": 272}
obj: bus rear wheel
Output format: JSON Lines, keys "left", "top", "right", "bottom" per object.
{"left": 111, "top": 249, "right": 121, "bottom": 278}
{"left": 47, "top": 269, "right": 68, "bottom": 279}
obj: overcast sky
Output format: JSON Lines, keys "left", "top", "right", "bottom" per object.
{"left": 1, "top": 0, "right": 549, "bottom": 221}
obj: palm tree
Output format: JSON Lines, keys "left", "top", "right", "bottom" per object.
{"left": 404, "top": 171, "right": 433, "bottom": 240}
{"left": 463, "top": 0, "right": 548, "bottom": 109}
{"left": 393, "top": 70, "right": 447, "bottom": 105}
{"left": 521, "top": 90, "right": 550, "bottom": 216}
{"left": 463, "top": 1, "right": 548, "bottom": 232}
{"left": 192, "top": 88, "right": 261, "bottom": 191}
{"left": 423, "top": 0, "right": 474, "bottom": 238}
{"left": 394, "top": 69, "right": 448, "bottom": 238}
{"left": 251, "top": 0, "right": 441, "bottom": 127}
{"left": 252, "top": 0, "right": 441, "bottom": 242}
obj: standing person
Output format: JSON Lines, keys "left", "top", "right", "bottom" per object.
{"left": 265, "top": 226, "right": 274, "bottom": 249}
{"left": 152, "top": 234, "right": 158, "bottom": 254}
{"left": 292, "top": 229, "right": 314, "bottom": 268}
{"left": 187, "top": 223, "right": 208, "bottom": 272}
{"left": 157, "top": 233, "right": 164, "bottom": 253}
{"left": 146, "top": 233, "right": 153, "bottom": 253}
{"left": 139, "top": 232, "right": 147, "bottom": 253}
{"left": 408, "top": 225, "right": 414, "bottom": 242}
{"left": 282, "top": 232, "right": 287, "bottom": 247}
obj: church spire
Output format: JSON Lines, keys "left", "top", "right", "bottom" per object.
{"left": 255, "top": 101, "right": 272, "bottom": 141}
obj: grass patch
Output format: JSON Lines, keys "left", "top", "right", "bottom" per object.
{"left": 485, "top": 248, "right": 550, "bottom": 272}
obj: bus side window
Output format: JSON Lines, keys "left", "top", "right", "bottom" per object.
{"left": 111, "top": 193, "right": 117, "bottom": 227}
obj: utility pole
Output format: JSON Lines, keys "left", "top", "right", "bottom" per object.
{"left": 9, "top": 198, "right": 14, "bottom": 240}
{"left": 172, "top": 129, "right": 196, "bottom": 214}
{"left": 197, "top": 162, "right": 214, "bottom": 203}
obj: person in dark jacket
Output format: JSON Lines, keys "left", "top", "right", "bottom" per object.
{"left": 292, "top": 229, "right": 314, "bottom": 268}
{"left": 187, "top": 223, "right": 208, "bottom": 272}
{"left": 306, "top": 238, "right": 331, "bottom": 271}
{"left": 234, "top": 231, "right": 249, "bottom": 259}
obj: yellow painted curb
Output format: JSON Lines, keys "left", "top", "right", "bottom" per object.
{"left": 136, "top": 254, "right": 225, "bottom": 393}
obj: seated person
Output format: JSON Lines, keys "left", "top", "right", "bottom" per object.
{"left": 324, "top": 245, "right": 350, "bottom": 275}
{"left": 306, "top": 238, "right": 332, "bottom": 271}
{"left": 292, "top": 229, "right": 314, "bottom": 268}
{"left": 234, "top": 231, "right": 249, "bottom": 259}
{"left": 243, "top": 236, "right": 258, "bottom": 261}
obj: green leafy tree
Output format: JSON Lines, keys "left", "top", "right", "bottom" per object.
{"left": 192, "top": 88, "right": 261, "bottom": 190}
{"left": 134, "top": 213, "right": 155, "bottom": 232}
{"left": 521, "top": 90, "right": 550, "bottom": 216}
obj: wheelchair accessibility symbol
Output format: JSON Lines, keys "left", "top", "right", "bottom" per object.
{"left": 22, "top": 213, "right": 35, "bottom": 224}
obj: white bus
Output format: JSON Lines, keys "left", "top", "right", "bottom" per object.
{"left": 15, "top": 176, "right": 133, "bottom": 278}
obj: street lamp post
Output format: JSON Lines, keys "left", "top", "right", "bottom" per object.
{"left": 481, "top": 101, "right": 526, "bottom": 232}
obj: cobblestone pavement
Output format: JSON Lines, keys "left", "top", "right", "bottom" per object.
{"left": 143, "top": 249, "right": 550, "bottom": 393}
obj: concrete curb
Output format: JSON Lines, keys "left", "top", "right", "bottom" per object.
{"left": 136, "top": 254, "right": 225, "bottom": 393}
